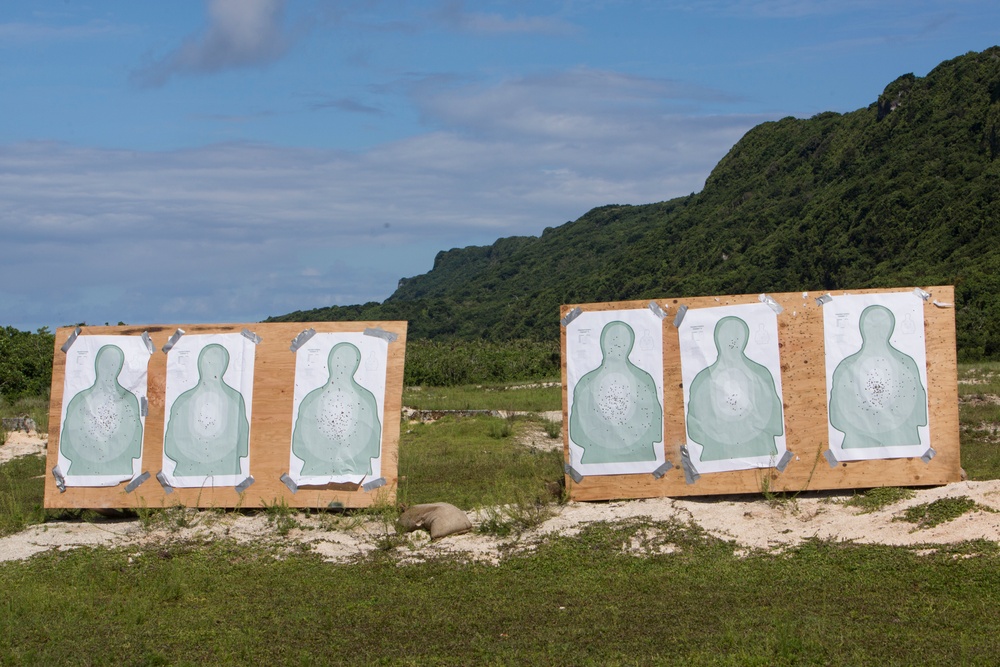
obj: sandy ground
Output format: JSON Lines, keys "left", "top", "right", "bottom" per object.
{"left": 3, "top": 431, "right": 1000, "bottom": 565}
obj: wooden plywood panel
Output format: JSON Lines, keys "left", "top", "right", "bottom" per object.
{"left": 44, "top": 321, "right": 406, "bottom": 509}
{"left": 562, "top": 287, "right": 959, "bottom": 501}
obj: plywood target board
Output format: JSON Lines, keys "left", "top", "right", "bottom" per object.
{"left": 561, "top": 286, "right": 960, "bottom": 501}
{"left": 45, "top": 321, "right": 407, "bottom": 509}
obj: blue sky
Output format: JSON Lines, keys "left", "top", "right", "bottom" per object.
{"left": 2, "top": 0, "right": 998, "bottom": 333}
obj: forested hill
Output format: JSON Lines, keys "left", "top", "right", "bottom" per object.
{"left": 271, "top": 47, "right": 1000, "bottom": 360}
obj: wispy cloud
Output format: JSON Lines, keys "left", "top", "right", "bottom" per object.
{"left": 131, "top": 0, "right": 297, "bottom": 88}
{"left": 0, "top": 19, "right": 131, "bottom": 44}
{"left": 433, "top": 0, "right": 579, "bottom": 35}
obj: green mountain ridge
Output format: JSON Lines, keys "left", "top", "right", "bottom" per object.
{"left": 270, "top": 47, "right": 1000, "bottom": 360}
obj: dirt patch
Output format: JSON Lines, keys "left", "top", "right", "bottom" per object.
{"left": 1, "top": 430, "right": 46, "bottom": 465}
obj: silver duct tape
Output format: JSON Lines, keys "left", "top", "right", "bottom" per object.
{"left": 289, "top": 328, "right": 316, "bottom": 352}
{"left": 241, "top": 329, "right": 262, "bottom": 345}
{"left": 141, "top": 331, "right": 156, "bottom": 354}
{"left": 933, "top": 301, "right": 954, "bottom": 308}
{"left": 161, "top": 328, "right": 185, "bottom": 353}
{"left": 921, "top": 448, "right": 936, "bottom": 464}
{"left": 52, "top": 465, "right": 67, "bottom": 493}
{"left": 60, "top": 327, "right": 82, "bottom": 353}
{"left": 758, "top": 293, "right": 784, "bottom": 314}
{"left": 363, "top": 477, "right": 387, "bottom": 492}
{"left": 648, "top": 301, "right": 668, "bottom": 320}
{"left": 560, "top": 307, "right": 582, "bottom": 327}
{"left": 125, "top": 471, "right": 150, "bottom": 493}
{"left": 913, "top": 287, "right": 931, "bottom": 301}
{"left": 673, "top": 305, "right": 689, "bottom": 328}
{"left": 815, "top": 294, "right": 833, "bottom": 306}
{"left": 652, "top": 460, "right": 673, "bottom": 479}
{"left": 680, "top": 446, "right": 700, "bottom": 484}
{"left": 140, "top": 397, "right": 148, "bottom": 418}
{"left": 328, "top": 500, "right": 345, "bottom": 509}
{"left": 564, "top": 463, "right": 584, "bottom": 483}
{"left": 279, "top": 473, "right": 298, "bottom": 493}
{"left": 364, "top": 327, "right": 398, "bottom": 343}
{"left": 155, "top": 471, "right": 174, "bottom": 494}
{"left": 235, "top": 476, "right": 255, "bottom": 493}
{"left": 823, "top": 450, "right": 839, "bottom": 468}
{"left": 775, "top": 450, "right": 794, "bottom": 473}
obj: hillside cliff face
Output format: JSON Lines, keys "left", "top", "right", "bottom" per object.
{"left": 272, "top": 47, "right": 1000, "bottom": 359}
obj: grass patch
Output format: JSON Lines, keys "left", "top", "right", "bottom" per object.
{"left": 402, "top": 382, "right": 560, "bottom": 412}
{"left": 0, "top": 455, "right": 46, "bottom": 537}
{"left": 399, "top": 415, "right": 563, "bottom": 510}
{"left": 896, "top": 496, "right": 989, "bottom": 529}
{"left": 844, "top": 486, "right": 916, "bottom": 513}
{"left": 2, "top": 527, "right": 1000, "bottom": 664}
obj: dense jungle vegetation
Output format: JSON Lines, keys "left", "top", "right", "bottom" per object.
{"left": 273, "top": 48, "right": 1000, "bottom": 361}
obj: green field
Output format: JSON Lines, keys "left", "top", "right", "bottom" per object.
{"left": 0, "top": 375, "right": 998, "bottom": 665}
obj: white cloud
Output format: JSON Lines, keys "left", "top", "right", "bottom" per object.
{"left": 131, "top": 0, "right": 295, "bottom": 87}
{"left": 0, "top": 69, "right": 766, "bottom": 331}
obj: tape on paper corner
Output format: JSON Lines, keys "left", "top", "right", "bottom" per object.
{"left": 362, "top": 477, "right": 387, "bottom": 492}
{"left": 673, "top": 305, "right": 689, "bottom": 328}
{"left": 775, "top": 450, "right": 794, "bottom": 473}
{"left": 647, "top": 301, "right": 668, "bottom": 320}
{"left": 564, "top": 463, "right": 584, "bottom": 483}
{"left": 560, "top": 307, "right": 582, "bottom": 328}
{"left": 815, "top": 294, "right": 833, "bottom": 306}
{"left": 235, "top": 476, "right": 255, "bottom": 493}
{"left": 279, "top": 473, "right": 298, "bottom": 493}
{"left": 290, "top": 328, "right": 317, "bottom": 352}
{"left": 52, "top": 465, "right": 67, "bottom": 493}
{"left": 921, "top": 447, "right": 936, "bottom": 464}
{"left": 652, "top": 460, "right": 673, "bottom": 479}
{"left": 758, "top": 293, "right": 784, "bottom": 314}
{"left": 60, "top": 327, "right": 82, "bottom": 353}
{"left": 155, "top": 471, "right": 174, "bottom": 494}
{"left": 679, "top": 446, "right": 700, "bottom": 485}
{"left": 141, "top": 331, "right": 156, "bottom": 354}
{"left": 363, "top": 328, "right": 398, "bottom": 343}
{"left": 913, "top": 287, "right": 931, "bottom": 301}
{"left": 241, "top": 329, "right": 262, "bottom": 345}
{"left": 124, "top": 471, "right": 150, "bottom": 494}
{"left": 822, "top": 450, "right": 839, "bottom": 468}
{"left": 161, "top": 329, "right": 185, "bottom": 354}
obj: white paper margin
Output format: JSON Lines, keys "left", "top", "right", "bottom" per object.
{"left": 824, "top": 292, "right": 930, "bottom": 461}
{"left": 288, "top": 332, "right": 388, "bottom": 486}
{"left": 161, "top": 333, "right": 255, "bottom": 488}
{"left": 566, "top": 308, "right": 666, "bottom": 476}
{"left": 58, "top": 335, "right": 152, "bottom": 487}
{"left": 678, "top": 303, "right": 787, "bottom": 474}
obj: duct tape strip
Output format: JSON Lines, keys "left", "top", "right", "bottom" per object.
{"left": 52, "top": 465, "right": 67, "bottom": 493}
{"left": 125, "top": 471, "right": 150, "bottom": 494}
{"left": 279, "top": 473, "right": 298, "bottom": 493}
{"left": 363, "top": 477, "right": 387, "bottom": 492}
{"left": 235, "top": 476, "right": 255, "bottom": 493}
{"left": 815, "top": 294, "right": 833, "bottom": 306}
{"left": 775, "top": 450, "right": 794, "bottom": 473}
{"left": 913, "top": 287, "right": 931, "bottom": 301}
{"left": 933, "top": 300, "right": 954, "bottom": 308}
{"left": 758, "top": 293, "right": 784, "bottom": 314}
{"left": 161, "top": 328, "right": 185, "bottom": 353}
{"left": 560, "top": 307, "right": 582, "bottom": 327}
{"left": 823, "top": 450, "right": 839, "bottom": 468}
{"left": 140, "top": 396, "right": 148, "bottom": 418}
{"left": 647, "top": 301, "right": 668, "bottom": 320}
{"left": 60, "top": 327, "right": 82, "bottom": 353}
{"left": 673, "top": 305, "right": 689, "bottom": 328}
{"left": 328, "top": 500, "right": 345, "bottom": 509}
{"left": 652, "top": 460, "right": 674, "bottom": 479}
{"left": 241, "top": 329, "right": 262, "bottom": 345}
{"left": 364, "top": 327, "right": 398, "bottom": 343}
{"left": 564, "top": 463, "right": 584, "bottom": 483}
{"left": 156, "top": 471, "right": 174, "bottom": 494}
{"left": 921, "top": 447, "right": 936, "bottom": 464}
{"left": 141, "top": 331, "right": 156, "bottom": 354}
{"left": 290, "top": 328, "right": 316, "bottom": 352}
{"left": 680, "top": 446, "right": 700, "bottom": 484}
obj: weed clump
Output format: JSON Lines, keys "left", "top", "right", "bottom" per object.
{"left": 845, "top": 487, "right": 915, "bottom": 513}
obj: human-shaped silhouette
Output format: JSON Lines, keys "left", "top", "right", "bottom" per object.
{"left": 164, "top": 344, "right": 249, "bottom": 477}
{"left": 686, "top": 317, "right": 783, "bottom": 461}
{"left": 60, "top": 345, "right": 143, "bottom": 476}
{"left": 569, "top": 321, "right": 663, "bottom": 464}
{"left": 292, "top": 342, "right": 382, "bottom": 476}
{"left": 829, "top": 305, "right": 927, "bottom": 448}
